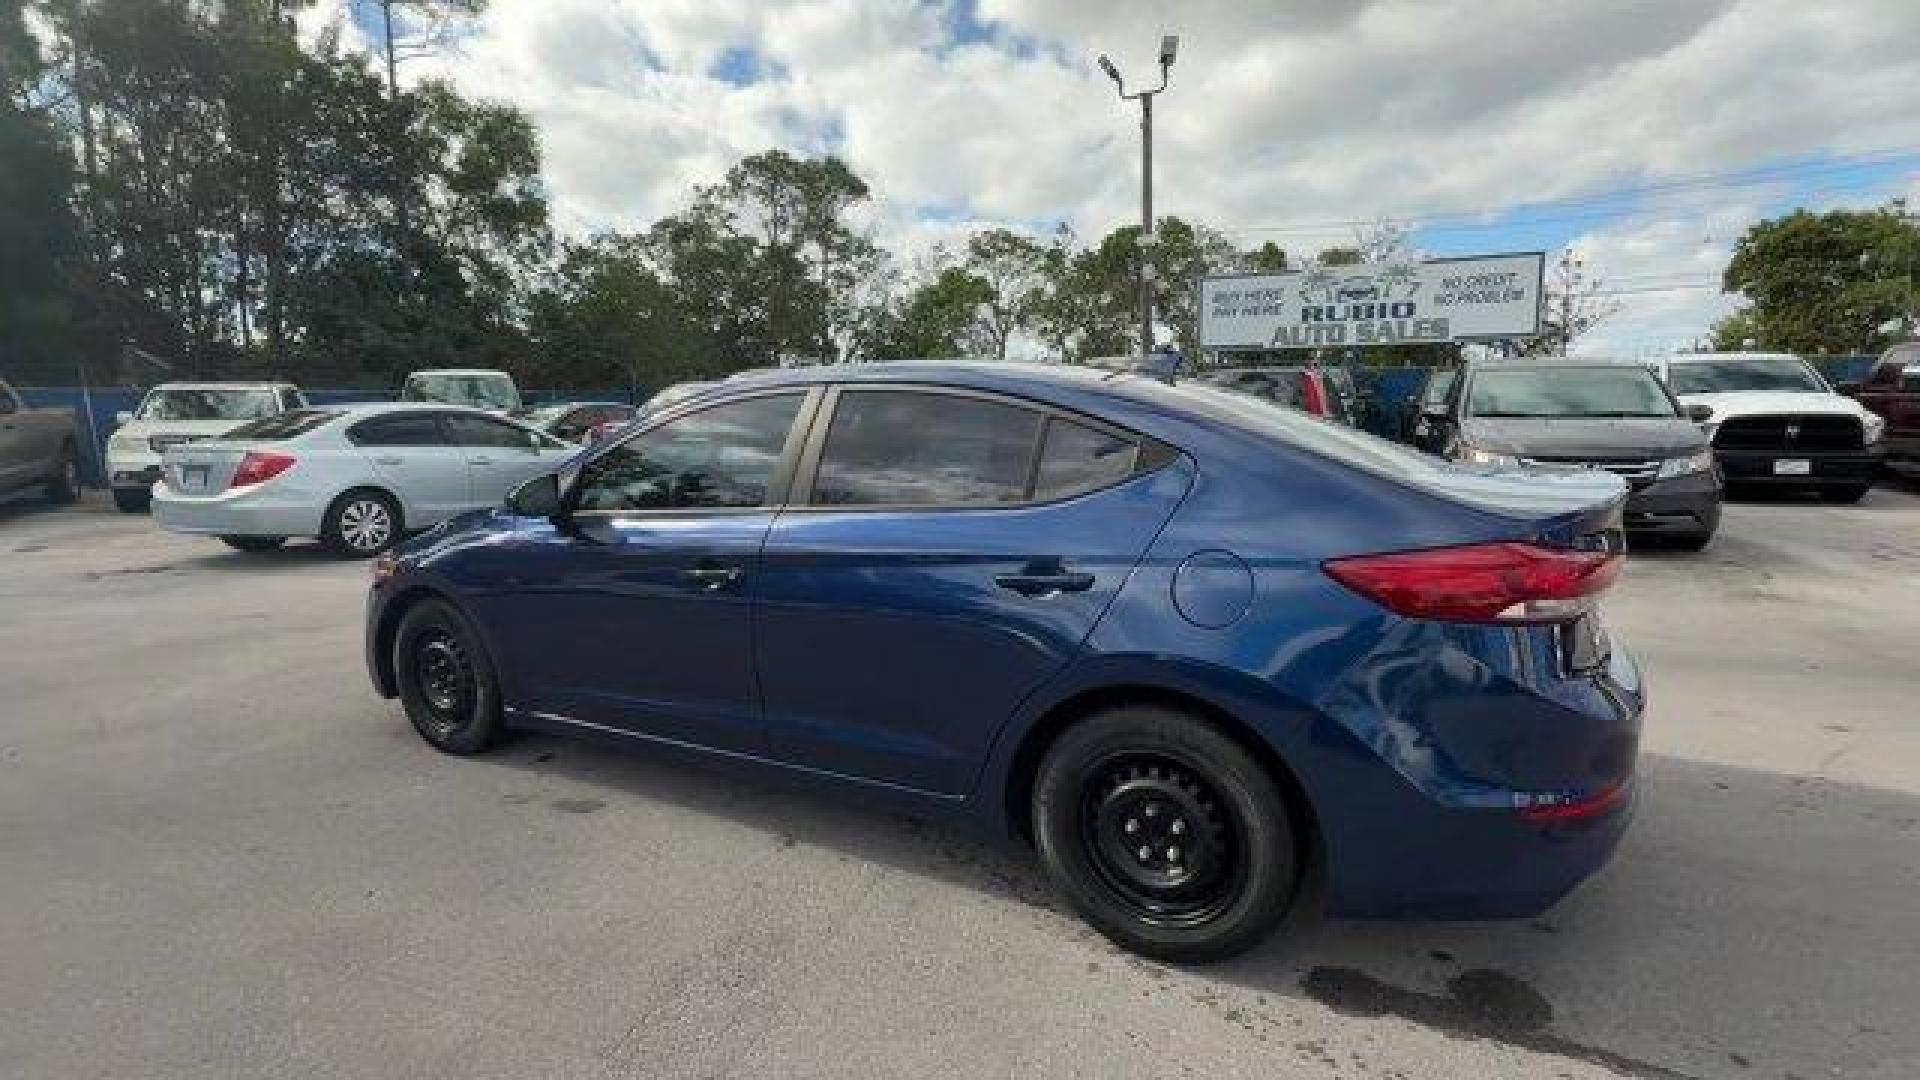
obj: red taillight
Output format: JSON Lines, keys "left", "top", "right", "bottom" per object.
{"left": 230, "top": 451, "right": 296, "bottom": 488}
{"left": 1323, "top": 542, "right": 1620, "bottom": 624}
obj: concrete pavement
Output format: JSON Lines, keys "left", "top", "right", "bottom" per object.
{"left": 3, "top": 484, "right": 1917, "bottom": 1079}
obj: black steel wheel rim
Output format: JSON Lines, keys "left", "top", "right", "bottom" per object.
{"left": 413, "top": 630, "right": 474, "bottom": 736}
{"left": 1078, "top": 753, "right": 1243, "bottom": 927}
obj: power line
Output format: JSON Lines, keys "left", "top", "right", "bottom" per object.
{"left": 1214, "top": 145, "right": 1920, "bottom": 237}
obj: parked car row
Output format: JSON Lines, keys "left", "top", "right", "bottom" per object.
{"left": 1199, "top": 349, "right": 1903, "bottom": 554}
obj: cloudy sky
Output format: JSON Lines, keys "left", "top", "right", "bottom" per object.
{"left": 320, "top": 0, "right": 1920, "bottom": 356}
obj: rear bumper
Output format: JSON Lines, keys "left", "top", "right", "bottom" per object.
{"left": 1715, "top": 446, "right": 1882, "bottom": 486}
{"left": 1623, "top": 471, "right": 1720, "bottom": 535}
{"left": 152, "top": 485, "right": 325, "bottom": 538}
{"left": 1309, "top": 622, "right": 1643, "bottom": 920}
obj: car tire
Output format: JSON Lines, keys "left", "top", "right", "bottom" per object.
{"left": 393, "top": 598, "right": 505, "bottom": 756}
{"left": 44, "top": 444, "right": 80, "bottom": 504}
{"left": 220, "top": 535, "right": 286, "bottom": 552}
{"left": 1032, "top": 706, "right": 1300, "bottom": 964}
{"left": 112, "top": 488, "right": 150, "bottom": 514}
{"left": 322, "top": 489, "right": 401, "bottom": 558}
{"left": 1819, "top": 484, "right": 1870, "bottom": 504}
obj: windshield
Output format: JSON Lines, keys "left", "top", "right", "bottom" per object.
{"left": 136, "top": 388, "right": 280, "bottom": 422}
{"left": 401, "top": 372, "right": 520, "bottom": 409}
{"left": 1667, "top": 356, "right": 1826, "bottom": 394}
{"left": 1468, "top": 367, "right": 1677, "bottom": 418}
{"left": 1169, "top": 381, "right": 1458, "bottom": 482}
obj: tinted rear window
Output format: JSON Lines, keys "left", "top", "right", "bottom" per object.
{"left": 348, "top": 412, "right": 447, "bottom": 447}
{"left": 224, "top": 409, "right": 342, "bottom": 440}
{"left": 1034, "top": 416, "right": 1138, "bottom": 500}
{"left": 1164, "top": 381, "right": 1455, "bottom": 483}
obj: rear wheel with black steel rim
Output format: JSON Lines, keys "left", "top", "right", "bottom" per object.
{"left": 394, "top": 599, "right": 504, "bottom": 755}
{"left": 1032, "top": 706, "right": 1299, "bottom": 963}
{"left": 323, "top": 489, "right": 401, "bottom": 558}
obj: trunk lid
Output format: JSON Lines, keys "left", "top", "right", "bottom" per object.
{"left": 1420, "top": 466, "right": 1628, "bottom": 550}
{"left": 162, "top": 440, "right": 276, "bottom": 497}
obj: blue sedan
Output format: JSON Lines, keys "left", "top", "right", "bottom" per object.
{"left": 366, "top": 362, "right": 1642, "bottom": 961}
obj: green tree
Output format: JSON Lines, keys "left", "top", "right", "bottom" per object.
{"left": 703, "top": 149, "right": 877, "bottom": 361}
{"left": 962, "top": 228, "right": 1047, "bottom": 361}
{"left": 0, "top": 0, "right": 84, "bottom": 382}
{"left": 1721, "top": 203, "right": 1920, "bottom": 354}
{"left": 863, "top": 265, "right": 992, "bottom": 360}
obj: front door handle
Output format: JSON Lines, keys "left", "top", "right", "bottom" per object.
{"left": 469, "top": 456, "right": 494, "bottom": 466}
{"left": 678, "top": 565, "right": 744, "bottom": 592}
{"left": 995, "top": 567, "right": 1096, "bottom": 597}
{"left": 375, "top": 456, "right": 403, "bottom": 466}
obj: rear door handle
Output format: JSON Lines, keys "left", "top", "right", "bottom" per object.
{"left": 994, "top": 569, "right": 1096, "bottom": 597}
{"left": 375, "top": 456, "right": 403, "bottom": 466}
{"left": 677, "top": 565, "right": 744, "bottom": 592}
{"left": 469, "top": 456, "right": 494, "bottom": 466}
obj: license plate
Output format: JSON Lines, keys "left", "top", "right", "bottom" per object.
{"left": 182, "top": 464, "right": 209, "bottom": 487}
{"left": 1562, "top": 613, "right": 1608, "bottom": 673}
{"left": 1773, "top": 459, "right": 1812, "bottom": 476}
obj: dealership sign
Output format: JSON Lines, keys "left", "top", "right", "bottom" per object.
{"left": 1199, "top": 252, "right": 1544, "bottom": 351}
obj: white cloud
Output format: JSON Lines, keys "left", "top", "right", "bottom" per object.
{"left": 363, "top": 0, "right": 1920, "bottom": 343}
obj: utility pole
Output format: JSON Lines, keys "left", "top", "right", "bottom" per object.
{"left": 1098, "top": 36, "right": 1179, "bottom": 364}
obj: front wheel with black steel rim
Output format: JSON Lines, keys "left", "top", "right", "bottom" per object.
{"left": 394, "top": 599, "right": 504, "bottom": 755}
{"left": 323, "top": 489, "right": 401, "bottom": 558}
{"left": 1032, "top": 706, "right": 1299, "bottom": 963}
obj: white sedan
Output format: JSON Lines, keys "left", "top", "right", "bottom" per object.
{"left": 152, "top": 403, "right": 579, "bottom": 556}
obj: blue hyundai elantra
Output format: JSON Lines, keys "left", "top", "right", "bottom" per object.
{"left": 367, "top": 363, "right": 1641, "bottom": 961}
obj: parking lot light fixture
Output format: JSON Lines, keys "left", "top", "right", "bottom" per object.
{"left": 1098, "top": 36, "right": 1178, "bottom": 364}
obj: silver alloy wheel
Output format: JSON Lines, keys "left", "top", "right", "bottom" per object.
{"left": 340, "top": 498, "right": 393, "bottom": 552}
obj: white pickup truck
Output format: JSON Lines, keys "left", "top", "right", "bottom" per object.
{"left": 0, "top": 377, "right": 82, "bottom": 505}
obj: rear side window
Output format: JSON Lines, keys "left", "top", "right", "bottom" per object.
{"left": 226, "top": 409, "right": 342, "bottom": 441}
{"left": 575, "top": 393, "right": 803, "bottom": 512}
{"left": 444, "top": 413, "right": 540, "bottom": 448}
{"left": 348, "top": 412, "right": 447, "bottom": 447}
{"left": 812, "top": 391, "right": 1042, "bottom": 506}
{"left": 1034, "top": 417, "right": 1139, "bottom": 500}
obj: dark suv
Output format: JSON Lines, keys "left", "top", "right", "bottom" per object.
{"left": 1418, "top": 360, "right": 1721, "bottom": 549}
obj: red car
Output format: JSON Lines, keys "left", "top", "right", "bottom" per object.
{"left": 1199, "top": 365, "right": 1358, "bottom": 424}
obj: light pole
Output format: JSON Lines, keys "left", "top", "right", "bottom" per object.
{"left": 1099, "top": 35, "right": 1178, "bottom": 363}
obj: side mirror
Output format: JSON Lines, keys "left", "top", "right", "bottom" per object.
{"left": 1687, "top": 403, "right": 1714, "bottom": 423}
{"left": 115, "top": 410, "right": 133, "bottom": 425}
{"left": 1421, "top": 405, "right": 1451, "bottom": 423}
{"left": 506, "top": 472, "right": 565, "bottom": 518}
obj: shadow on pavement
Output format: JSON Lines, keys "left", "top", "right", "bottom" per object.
{"left": 477, "top": 734, "right": 1920, "bottom": 1080}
